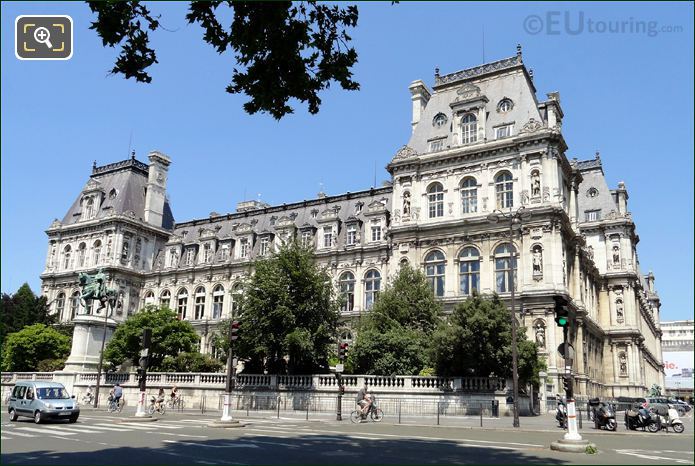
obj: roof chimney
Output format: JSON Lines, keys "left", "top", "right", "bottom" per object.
{"left": 408, "top": 80, "right": 431, "bottom": 134}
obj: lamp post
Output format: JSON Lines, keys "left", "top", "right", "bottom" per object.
{"left": 487, "top": 206, "right": 531, "bottom": 428}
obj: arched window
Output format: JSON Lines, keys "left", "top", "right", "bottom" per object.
{"left": 364, "top": 270, "right": 381, "bottom": 310}
{"left": 159, "top": 289, "right": 171, "bottom": 309}
{"left": 92, "top": 240, "right": 102, "bottom": 266}
{"left": 498, "top": 98, "right": 513, "bottom": 112}
{"left": 495, "top": 172, "right": 514, "bottom": 209}
{"left": 55, "top": 293, "right": 65, "bottom": 320}
{"left": 425, "top": 251, "right": 446, "bottom": 297}
{"left": 458, "top": 247, "right": 480, "bottom": 295}
{"left": 144, "top": 290, "right": 155, "bottom": 306}
{"left": 427, "top": 182, "right": 444, "bottom": 219}
{"left": 77, "top": 243, "right": 87, "bottom": 268}
{"left": 339, "top": 272, "right": 355, "bottom": 312}
{"left": 62, "top": 245, "right": 72, "bottom": 270}
{"left": 494, "top": 243, "right": 517, "bottom": 293}
{"left": 84, "top": 197, "right": 95, "bottom": 220}
{"left": 194, "top": 286, "right": 206, "bottom": 320}
{"left": 231, "top": 284, "right": 243, "bottom": 317}
{"left": 212, "top": 285, "right": 225, "bottom": 319}
{"left": 461, "top": 113, "right": 477, "bottom": 144}
{"left": 177, "top": 289, "right": 188, "bottom": 320}
{"left": 460, "top": 177, "right": 477, "bottom": 214}
{"left": 70, "top": 291, "right": 81, "bottom": 320}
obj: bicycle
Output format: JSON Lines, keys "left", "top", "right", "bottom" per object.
{"left": 148, "top": 397, "right": 166, "bottom": 415}
{"left": 107, "top": 397, "right": 124, "bottom": 413}
{"left": 350, "top": 403, "right": 384, "bottom": 423}
{"left": 166, "top": 396, "right": 183, "bottom": 410}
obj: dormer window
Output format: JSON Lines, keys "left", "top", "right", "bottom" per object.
{"left": 301, "top": 230, "right": 313, "bottom": 247}
{"left": 239, "top": 238, "right": 249, "bottom": 258}
{"left": 203, "top": 243, "right": 213, "bottom": 263}
{"left": 433, "top": 113, "right": 448, "bottom": 128}
{"left": 185, "top": 248, "right": 195, "bottom": 265}
{"left": 323, "top": 226, "right": 333, "bottom": 248}
{"left": 259, "top": 237, "right": 270, "bottom": 256}
{"left": 84, "top": 197, "right": 96, "bottom": 220}
{"left": 371, "top": 224, "right": 382, "bottom": 242}
{"left": 429, "top": 139, "right": 444, "bottom": 152}
{"left": 498, "top": 98, "right": 513, "bottom": 112}
{"left": 495, "top": 124, "right": 512, "bottom": 139}
{"left": 346, "top": 225, "right": 357, "bottom": 246}
{"left": 460, "top": 114, "right": 477, "bottom": 144}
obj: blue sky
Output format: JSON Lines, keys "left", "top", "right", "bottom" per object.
{"left": 2, "top": 2, "right": 693, "bottom": 321}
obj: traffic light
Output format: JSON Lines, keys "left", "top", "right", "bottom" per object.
{"left": 230, "top": 320, "right": 240, "bottom": 341}
{"left": 136, "top": 367, "right": 145, "bottom": 379}
{"left": 563, "top": 375, "right": 573, "bottom": 398}
{"left": 339, "top": 385, "right": 345, "bottom": 395}
{"left": 338, "top": 342, "right": 349, "bottom": 361}
{"left": 555, "top": 300, "right": 569, "bottom": 327}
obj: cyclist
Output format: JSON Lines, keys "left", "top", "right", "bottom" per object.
{"left": 170, "top": 385, "right": 179, "bottom": 406}
{"left": 356, "top": 382, "right": 372, "bottom": 419}
{"left": 155, "top": 387, "right": 165, "bottom": 411}
{"left": 113, "top": 383, "right": 123, "bottom": 407}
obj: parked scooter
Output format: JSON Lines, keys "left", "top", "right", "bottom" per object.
{"left": 625, "top": 404, "right": 660, "bottom": 432}
{"left": 593, "top": 401, "right": 617, "bottom": 431}
{"left": 655, "top": 406, "right": 685, "bottom": 433}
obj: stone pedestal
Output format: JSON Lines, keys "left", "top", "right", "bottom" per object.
{"left": 63, "top": 314, "right": 118, "bottom": 372}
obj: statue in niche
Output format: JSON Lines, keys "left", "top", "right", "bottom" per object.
{"left": 616, "top": 299, "right": 624, "bottom": 323}
{"left": 612, "top": 245, "right": 620, "bottom": 265}
{"left": 531, "top": 171, "right": 541, "bottom": 197}
{"left": 403, "top": 192, "right": 411, "bottom": 217}
{"left": 619, "top": 353, "right": 628, "bottom": 376}
{"left": 534, "top": 322, "right": 546, "bottom": 348}
{"left": 532, "top": 245, "right": 543, "bottom": 275}
{"left": 170, "top": 249, "right": 179, "bottom": 267}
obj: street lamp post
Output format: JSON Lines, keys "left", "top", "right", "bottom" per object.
{"left": 488, "top": 206, "right": 531, "bottom": 428}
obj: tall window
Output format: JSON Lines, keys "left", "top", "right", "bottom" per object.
{"left": 160, "top": 290, "right": 171, "bottom": 309}
{"left": 428, "top": 183, "right": 444, "bottom": 218}
{"left": 259, "top": 237, "right": 270, "bottom": 256}
{"left": 371, "top": 225, "right": 382, "bottom": 242}
{"left": 339, "top": 272, "right": 355, "bottom": 313}
{"left": 220, "top": 244, "right": 230, "bottom": 261}
{"left": 495, "top": 172, "right": 514, "bottom": 209}
{"left": 239, "top": 239, "right": 249, "bottom": 258}
{"left": 194, "top": 286, "right": 205, "bottom": 320}
{"left": 458, "top": 247, "right": 480, "bottom": 296}
{"left": 301, "top": 231, "right": 313, "bottom": 247}
{"left": 346, "top": 225, "right": 357, "bottom": 246}
{"left": 70, "top": 291, "right": 80, "bottom": 320}
{"left": 323, "top": 227, "right": 333, "bottom": 248}
{"left": 185, "top": 248, "right": 195, "bottom": 265}
{"left": 92, "top": 240, "right": 102, "bottom": 265}
{"left": 231, "top": 284, "right": 243, "bottom": 317}
{"left": 364, "top": 270, "right": 381, "bottom": 310}
{"left": 55, "top": 293, "right": 65, "bottom": 320}
{"left": 212, "top": 285, "right": 224, "bottom": 319}
{"left": 460, "top": 177, "right": 477, "bottom": 214}
{"left": 203, "top": 243, "right": 213, "bottom": 263}
{"left": 77, "top": 243, "right": 87, "bottom": 268}
{"left": 62, "top": 245, "right": 71, "bottom": 270}
{"left": 425, "top": 251, "right": 446, "bottom": 297}
{"left": 144, "top": 291, "right": 155, "bottom": 306}
{"left": 177, "top": 289, "right": 188, "bottom": 320}
{"left": 494, "top": 243, "right": 517, "bottom": 293}
{"left": 461, "top": 113, "right": 477, "bottom": 144}
{"left": 84, "top": 197, "right": 95, "bottom": 220}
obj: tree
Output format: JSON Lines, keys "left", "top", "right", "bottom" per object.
{"left": 0, "top": 283, "right": 56, "bottom": 343}
{"left": 159, "top": 352, "right": 224, "bottom": 373}
{"left": 1, "top": 324, "right": 71, "bottom": 372}
{"left": 233, "top": 241, "right": 340, "bottom": 374}
{"left": 347, "top": 264, "right": 442, "bottom": 376}
{"left": 87, "top": 1, "right": 359, "bottom": 119}
{"left": 428, "top": 293, "right": 543, "bottom": 385}
{"left": 103, "top": 306, "right": 200, "bottom": 370}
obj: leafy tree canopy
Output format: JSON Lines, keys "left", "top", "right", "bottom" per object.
{"left": 103, "top": 306, "right": 199, "bottom": 370}
{"left": 0, "top": 283, "right": 56, "bottom": 343}
{"left": 232, "top": 241, "right": 340, "bottom": 374}
{"left": 87, "top": 1, "right": 359, "bottom": 119}
{"left": 1, "top": 324, "right": 71, "bottom": 372}
{"left": 159, "top": 352, "right": 224, "bottom": 373}
{"left": 347, "top": 264, "right": 441, "bottom": 375}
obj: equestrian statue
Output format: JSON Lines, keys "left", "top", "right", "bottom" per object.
{"left": 77, "top": 268, "right": 120, "bottom": 314}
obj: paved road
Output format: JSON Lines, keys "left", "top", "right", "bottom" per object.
{"left": 1, "top": 410, "right": 693, "bottom": 464}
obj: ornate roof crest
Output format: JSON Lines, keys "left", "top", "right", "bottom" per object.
{"left": 519, "top": 118, "right": 544, "bottom": 134}
{"left": 393, "top": 145, "right": 418, "bottom": 160}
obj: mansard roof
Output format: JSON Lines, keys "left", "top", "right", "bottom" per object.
{"left": 61, "top": 156, "right": 174, "bottom": 230}
{"left": 171, "top": 187, "right": 392, "bottom": 245}
{"left": 576, "top": 154, "right": 620, "bottom": 220}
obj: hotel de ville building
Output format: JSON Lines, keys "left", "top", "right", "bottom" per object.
{"left": 40, "top": 47, "right": 664, "bottom": 399}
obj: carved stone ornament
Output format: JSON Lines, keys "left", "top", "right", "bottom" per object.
{"left": 393, "top": 145, "right": 419, "bottom": 160}
{"left": 454, "top": 83, "right": 481, "bottom": 101}
{"left": 519, "top": 118, "right": 544, "bottom": 134}
{"left": 49, "top": 219, "right": 62, "bottom": 229}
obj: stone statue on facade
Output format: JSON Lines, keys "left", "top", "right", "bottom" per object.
{"left": 77, "top": 268, "right": 119, "bottom": 314}
{"left": 531, "top": 172, "right": 541, "bottom": 197}
{"left": 616, "top": 300, "right": 624, "bottom": 323}
{"left": 403, "top": 192, "right": 411, "bottom": 217}
{"left": 532, "top": 246, "right": 543, "bottom": 275}
{"left": 619, "top": 353, "right": 628, "bottom": 376}
{"left": 534, "top": 323, "right": 546, "bottom": 348}
{"left": 612, "top": 245, "right": 620, "bottom": 265}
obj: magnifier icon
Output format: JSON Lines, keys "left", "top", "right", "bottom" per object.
{"left": 33, "top": 27, "right": 53, "bottom": 49}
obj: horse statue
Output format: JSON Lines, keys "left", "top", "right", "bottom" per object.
{"left": 77, "top": 268, "right": 120, "bottom": 314}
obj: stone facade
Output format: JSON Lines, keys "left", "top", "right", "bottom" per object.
{"left": 40, "top": 48, "right": 664, "bottom": 399}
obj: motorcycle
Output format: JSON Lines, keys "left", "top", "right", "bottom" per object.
{"left": 655, "top": 406, "right": 685, "bottom": 433}
{"left": 556, "top": 402, "right": 567, "bottom": 429}
{"left": 593, "top": 403, "right": 617, "bottom": 431}
{"left": 625, "top": 405, "right": 660, "bottom": 433}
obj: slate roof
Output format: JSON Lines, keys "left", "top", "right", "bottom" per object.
{"left": 576, "top": 156, "right": 619, "bottom": 219}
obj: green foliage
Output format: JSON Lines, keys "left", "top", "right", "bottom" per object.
{"left": 159, "top": 352, "right": 224, "bottom": 373}
{"left": 88, "top": 1, "right": 360, "bottom": 119}
{"left": 419, "top": 367, "right": 436, "bottom": 377}
{"left": 347, "top": 264, "right": 441, "bottom": 376}
{"left": 232, "top": 241, "right": 340, "bottom": 374}
{"left": 585, "top": 445, "right": 598, "bottom": 455}
{"left": 0, "top": 283, "right": 56, "bottom": 343}
{"left": 1, "top": 324, "right": 71, "bottom": 372}
{"left": 428, "top": 293, "right": 542, "bottom": 385}
{"left": 103, "top": 306, "right": 200, "bottom": 370}
{"left": 37, "top": 358, "right": 68, "bottom": 372}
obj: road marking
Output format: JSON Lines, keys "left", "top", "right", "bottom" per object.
{"left": 0, "top": 436, "right": 9, "bottom": 440}
{"left": 615, "top": 449, "right": 694, "bottom": 464}
{"left": 0, "top": 430, "right": 36, "bottom": 437}
{"left": 241, "top": 438, "right": 300, "bottom": 448}
{"left": 162, "top": 439, "right": 260, "bottom": 449}
{"left": 150, "top": 431, "right": 208, "bottom": 438}
{"left": 79, "top": 425, "right": 132, "bottom": 432}
{"left": 15, "top": 427, "right": 77, "bottom": 436}
{"left": 40, "top": 426, "right": 101, "bottom": 434}
{"left": 111, "top": 422, "right": 181, "bottom": 430}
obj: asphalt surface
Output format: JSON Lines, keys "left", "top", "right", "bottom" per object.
{"left": 1, "top": 409, "right": 693, "bottom": 464}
